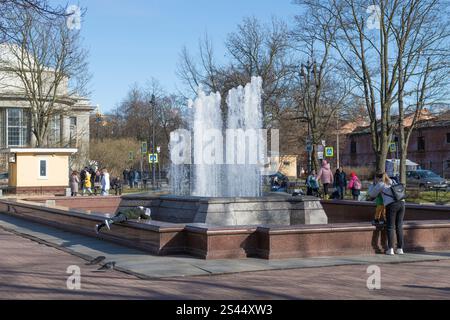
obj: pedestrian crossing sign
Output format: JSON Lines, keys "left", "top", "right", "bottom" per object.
{"left": 325, "top": 147, "right": 334, "bottom": 157}
{"left": 390, "top": 142, "right": 397, "bottom": 153}
{"left": 149, "top": 153, "right": 159, "bottom": 164}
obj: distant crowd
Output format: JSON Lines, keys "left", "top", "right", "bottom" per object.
{"left": 305, "top": 160, "right": 362, "bottom": 201}
{"left": 69, "top": 167, "right": 123, "bottom": 197}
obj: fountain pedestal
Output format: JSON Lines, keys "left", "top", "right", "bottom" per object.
{"left": 119, "top": 195, "right": 328, "bottom": 226}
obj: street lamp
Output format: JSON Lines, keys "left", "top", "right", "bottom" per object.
{"left": 150, "top": 94, "right": 156, "bottom": 190}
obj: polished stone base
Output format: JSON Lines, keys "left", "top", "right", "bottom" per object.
{"left": 1, "top": 199, "right": 449, "bottom": 260}
{"left": 119, "top": 194, "right": 328, "bottom": 226}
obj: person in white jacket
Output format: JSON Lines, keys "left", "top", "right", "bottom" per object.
{"left": 101, "top": 168, "right": 111, "bottom": 196}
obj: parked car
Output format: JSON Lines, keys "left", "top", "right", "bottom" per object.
{"left": 406, "top": 170, "right": 448, "bottom": 190}
{"left": 0, "top": 172, "right": 8, "bottom": 185}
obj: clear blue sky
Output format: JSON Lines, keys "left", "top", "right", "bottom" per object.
{"left": 52, "top": 0, "right": 299, "bottom": 113}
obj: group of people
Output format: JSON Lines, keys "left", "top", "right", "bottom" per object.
{"left": 305, "top": 160, "right": 362, "bottom": 200}
{"left": 369, "top": 172, "right": 406, "bottom": 256}
{"left": 70, "top": 167, "right": 123, "bottom": 197}
{"left": 305, "top": 161, "right": 406, "bottom": 256}
{"left": 122, "top": 168, "right": 142, "bottom": 189}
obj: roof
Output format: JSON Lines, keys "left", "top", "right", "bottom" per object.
{"left": 348, "top": 109, "right": 450, "bottom": 136}
{"left": 0, "top": 148, "right": 78, "bottom": 155}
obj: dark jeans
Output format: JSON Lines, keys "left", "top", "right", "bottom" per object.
{"left": 110, "top": 213, "right": 127, "bottom": 224}
{"left": 336, "top": 186, "right": 345, "bottom": 200}
{"left": 113, "top": 186, "right": 123, "bottom": 196}
{"left": 385, "top": 201, "right": 405, "bottom": 250}
{"left": 97, "top": 213, "right": 127, "bottom": 231}
{"left": 352, "top": 189, "right": 360, "bottom": 200}
{"left": 323, "top": 184, "right": 330, "bottom": 196}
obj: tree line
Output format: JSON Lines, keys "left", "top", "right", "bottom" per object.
{"left": 2, "top": 1, "right": 449, "bottom": 185}
{"left": 104, "top": 0, "right": 449, "bottom": 185}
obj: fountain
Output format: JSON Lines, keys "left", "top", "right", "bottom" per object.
{"left": 127, "top": 77, "right": 327, "bottom": 226}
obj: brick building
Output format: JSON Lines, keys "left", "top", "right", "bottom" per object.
{"left": 341, "top": 111, "right": 450, "bottom": 178}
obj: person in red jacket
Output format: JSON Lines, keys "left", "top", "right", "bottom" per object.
{"left": 316, "top": 160, "right": 334, "bottom": 199}
{"left": 348, "top": 172, "right": 362, "bottom": 200}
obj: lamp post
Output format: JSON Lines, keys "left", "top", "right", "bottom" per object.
{"left": 336, "top": 116, "right": 340, "bottom": 169}
{"left": 150, "top": 94, "right": 156, "bottom": 190}
{"left": 301, "top": 61, "right": 315, "bottom": 175}
{"left": 157, "top": 146, "right": 161, "bottom": 189}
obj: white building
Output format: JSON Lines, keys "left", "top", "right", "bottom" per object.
{"left": 0, "top": 44, "right": 95, "bottom": 171}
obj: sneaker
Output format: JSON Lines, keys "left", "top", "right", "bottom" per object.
{"left": 105, "top": 219, "right": 111, "bottom": 231}
{"left": 396, "top": 249, "right": 405, "bottom": 255}
{"left": 386, "top": 248, "right": 395, "bottom": 256}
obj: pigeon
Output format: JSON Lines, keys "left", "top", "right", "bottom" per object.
{"left": 97, "top": 261, "right": 116, "bottom": 271}
{"left": 86, "top": 256, "right": 106, "bottom": 266}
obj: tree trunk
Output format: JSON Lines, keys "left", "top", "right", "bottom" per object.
{"left": 398, "top": 59, "right": 407, "bottom": 185}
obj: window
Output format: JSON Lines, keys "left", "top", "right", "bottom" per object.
{"left": 70, "top": 117, "right": 77, "bottom": 127}
{"left": 6, "top": 108, "right": 29, "bottom": 147}
{"left": 69, "top": 116, "right": 78, "bottom": 147}
{"left": 350, "top": 141, "right": 357, "bottom": 154}
{"left": 39, "top": 159, "right": 47, "bottom": 178}
{"left": 47, "top": 115, "right": 61, "bottom": 147}
{"left": 417, "top": 136, "right": 425, "bottom": 151}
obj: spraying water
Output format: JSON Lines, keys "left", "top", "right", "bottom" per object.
{"left": 170, "top": 77, "right": 264, "bottom": 197}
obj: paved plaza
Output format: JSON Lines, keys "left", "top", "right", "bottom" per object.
{"left": 0, "top": 213, "right": 449, "bottom": 300}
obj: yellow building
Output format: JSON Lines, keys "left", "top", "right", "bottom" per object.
{"left": 3, "top": 148, "right": 78, "bottom": 195}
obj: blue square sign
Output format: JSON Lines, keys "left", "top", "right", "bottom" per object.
{"left": 325, "top": 147, "right": 334, "bottom": 157}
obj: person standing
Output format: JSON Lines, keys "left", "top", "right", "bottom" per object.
{"left": 369, "top": 173, "right": 406, "bottom": 256}
{"left": 306, "top": 170, "right": 320, "bottom": 197}
{"left": 80, "top": 167, "right": 88, "bottom": 195}
{"left": 334, "top": 168, "right": 347, "bottom": 200}
{"left": 128, "top": 168, "right": 135, "bottom": 188}
{"left": 347, "top": 172, "right": 362, "bottom": 201}
{"left": 316, "top": 160, "right": 334, "bottom": 199}
{"left": 70, "top": 171, "right": 80, "bottom": 197}
{"left": 123, "top": 169, "right": 129, "bottom": 183}
{"left": 89, "top": 167, "right": 96, "bottom": 194}
{"left": 83, "top": 170, "right": 93, "bottom": 196}
{"left": 101, "top": 168, "right": 111, "bottom": 196}
{"left": 94, "top": 169, "right": 102, "bottom": 196}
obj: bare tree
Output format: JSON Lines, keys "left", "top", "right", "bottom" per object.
{"left": 109, "top": 80, "right": 185, "bottom": 171}
{"left": 225, "top": 17, "right": 294, "bottom": 125}
{"left": 290, "top": 3, "right": 351, "bottom": 172}
{"left": 177, "top": 17, "right": 294, "bottom": 127}
{"left": 0, "top": 9, "right": 90, "bottom": 147}
{"left": 392, "top": 0, "right": 450, "bottom": 184}
{"left": 297, "top": 0, "right": 450, "bottom": 175}
{"left": 0, "top": 0, "right": 66, "bottom": 43}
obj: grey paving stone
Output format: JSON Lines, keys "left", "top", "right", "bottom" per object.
{"left": 1, "top": 213, "right": 450, "bottom": 280}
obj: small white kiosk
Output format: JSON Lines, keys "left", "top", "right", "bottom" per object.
{"left": 2, "top": 148, "right": 78, "bottom": 196}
